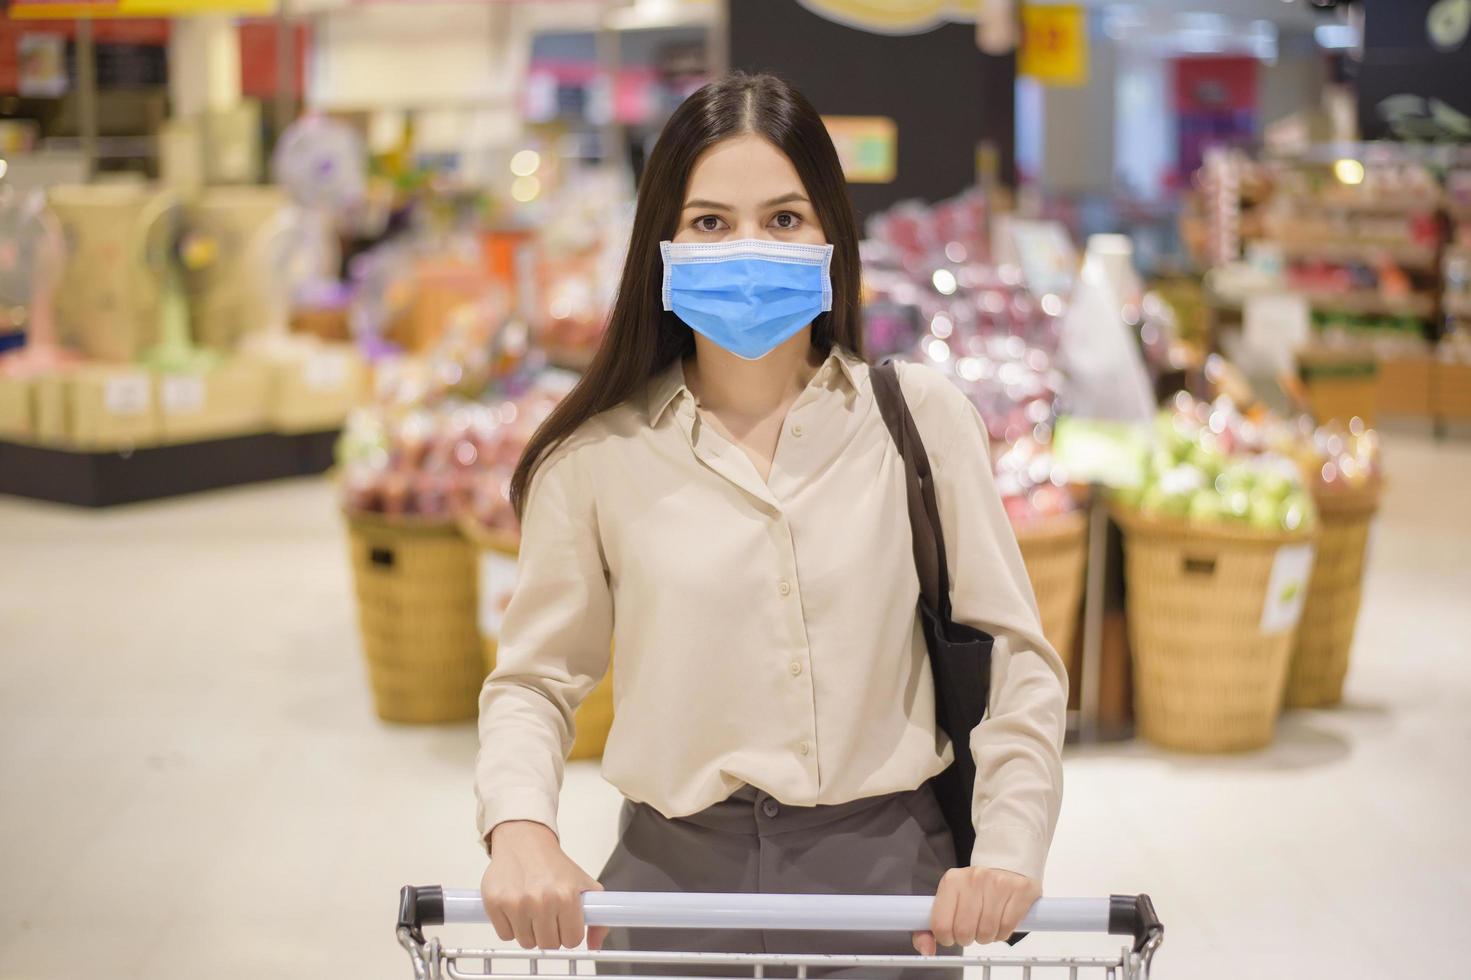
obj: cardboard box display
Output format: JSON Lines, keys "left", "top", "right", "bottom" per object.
{"left": 31, "top": 365, "right": 160, "bottom": 450}
{"left": 0, "top": 375, "right": 34, "bottom": 441}
{"left": 155, "top": 357, "right": 273, "bottom": 444}
{"left": 31, "top": 372, "right": 69, "bottom": 445}
{"left": 48, "top": 184, "right": 174, "bottom": 363}
{"left": 250, "top": 343, "right": 369, "bottom": 434}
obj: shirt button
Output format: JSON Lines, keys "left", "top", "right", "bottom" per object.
{"left": 792, "top": 424, "right": 804, "bottom": 438}
{"left": 778, "top": 580, "right": 791, "bottom": 596}
{"left": 799, "top": 741, "right": 810, "bottom": 756}
{"left": 789, "top": 660, "right": 803, "bottom": 677}
{"left": 762, "top": 798, "right": 780, "bottom": 818}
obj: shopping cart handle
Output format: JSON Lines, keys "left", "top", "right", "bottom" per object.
{"left": 398, "top": 886, "right": 1163, "bottom": 952}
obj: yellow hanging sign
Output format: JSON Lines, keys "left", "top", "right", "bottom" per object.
{"left": 1019, "top": 3, "right": 1088, "bottom": 87}
{"left": 8, "top": 0, "right": 275, "bottom": 17}
{"left": 796, "top": 0, "right": 980, "bottom": 35}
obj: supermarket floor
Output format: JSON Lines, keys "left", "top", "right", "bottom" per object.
{"left": 2, "top": 431, "right": 1469, "bottom": 980}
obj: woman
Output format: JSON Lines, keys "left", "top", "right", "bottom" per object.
{"left": 476, "top": 72, "right": 1066, "bottom": 976}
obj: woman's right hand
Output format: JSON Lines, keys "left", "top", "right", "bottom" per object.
{"left": 481, "top": 820, "right": 607, "bottom": 951}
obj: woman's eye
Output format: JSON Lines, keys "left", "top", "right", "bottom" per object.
{"left": 694, "top": 215, "right": 726, "bottom": 232}
{"left": 771, "top": 211, "right": 803, "bottom": 230}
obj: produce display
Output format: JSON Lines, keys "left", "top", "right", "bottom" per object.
{"left": 1294, "top": 418, "right": 1382, "bottom": 497}
{"left": 992, "top": 433, "right": 1078, "bottom": 526}
{"left": 863, "top": 190, "right": 1078, "bottom": 526}
{"left": 532, "top": 169, "right": 631, "bottom": 367}
{"left": 336, "top": 301, "right": 575, "bottom": 530}
{"left": 1118, "top": 393, "right": 1316, "bottom": 532}
{"left": 1116, "top": 387, "right": 1382, "bottom": 531}
{"left": 337, "top": 380, "right": 568, "bottom": 527}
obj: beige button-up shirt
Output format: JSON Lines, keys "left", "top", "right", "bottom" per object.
{"left": 475, "top": 349, "right": 1067, "bottom": 881}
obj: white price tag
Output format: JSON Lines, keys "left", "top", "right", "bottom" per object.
{"left": 304, "top": 352, "right": 349, "bottom": 392}
{"left": 1244, "top": 293, "right": 1310, "bottom": 377}
{"left": 161, "top": 375, "right": 206, "bottom": 416}
{"left": 1260, "top": 543, "right": 1315, "bottom": 634}
{"left": 478, "top": 550, "right": 520, "bottom": 638}
{"left": 104, "top": 374, "right": 151, "bottom": 417}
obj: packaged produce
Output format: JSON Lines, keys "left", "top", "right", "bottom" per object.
{"left": 336, "top": 285, "right": 573, "bottom": 529}
{"left": 337, "top": 378, "right": 568, "bottom": 526}
{"left": 865, "top": 191, "right": 1076, "bottom": 525}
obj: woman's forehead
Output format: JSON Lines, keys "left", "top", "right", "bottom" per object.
{"left": 685, "top": 135, "right": 806, "bottom": 205}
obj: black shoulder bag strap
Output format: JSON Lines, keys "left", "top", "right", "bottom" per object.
{"left": 871, "top": 359, "right": 996, "bottom": 871}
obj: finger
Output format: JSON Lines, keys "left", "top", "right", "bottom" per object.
{"left": 996, "top": 887, "right": 1028, "bottom": 941}
{"left": 930, "top": 873, "right": 961, "bottom": 948}
{"left": 912, "top": 930, "right": 937, "bottom": 956}
{"left": 556, "top": 889, "right": 585, "bottom": 949}
{"left": 579, "top": 878, "right": 604, "bottom": 949}
{"left": 510, "top": 899, "right": 538, "bottom": 950}
{"left": 487, "top": 902, "right": 516, "bottom": 944}
{"left": 952, "top": 874, "right": 986, "bottom": 947}
{"left": 975, "top": 877, "right": 1007, "bottom": 945}
{"left": 531, "top": 896, "right": 562, "bottom": 950}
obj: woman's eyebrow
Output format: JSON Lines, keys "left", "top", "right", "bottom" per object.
{"left": 682, "top": 192, "right": 810, "bottom": 211}
{"left": 761, "top": 192, "right": 810, "bottom": 207}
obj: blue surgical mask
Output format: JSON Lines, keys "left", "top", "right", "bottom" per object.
{"left": 660, "top": 238, "right": 834, "bottom": 360}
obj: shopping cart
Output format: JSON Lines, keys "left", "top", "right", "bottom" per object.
{"left": 397, "top": 886, "right": 1163, "bottom": 979}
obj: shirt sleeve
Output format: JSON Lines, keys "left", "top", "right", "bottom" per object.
{"left": 925, "top": 380, "right": 1068, "bottom": 883}
{"left": 474, "top": 445, "right": 613, "bottom": 851}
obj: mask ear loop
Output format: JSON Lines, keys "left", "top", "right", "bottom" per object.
{"left": 659, "top": 240, "right": 676, "bottom": 311}
{"left": 819, "top": 246, "right": 835, "bottom": 313}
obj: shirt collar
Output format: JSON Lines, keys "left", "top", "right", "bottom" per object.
{"left": 645, "top": 347, "right": 865, "bottom": 426}
{"left": 645, "top": 360, "right": 690, "bottom": 425}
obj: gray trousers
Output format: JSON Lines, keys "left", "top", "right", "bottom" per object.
{"left": 596, "top": 784, "right": 959, "bottom": 978}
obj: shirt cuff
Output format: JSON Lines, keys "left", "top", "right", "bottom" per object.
{"left": 476, "top": 788, "right": 561, "bottom": 854}
{"left": 970, "top": 823, "right": 1048, "bottom": 882}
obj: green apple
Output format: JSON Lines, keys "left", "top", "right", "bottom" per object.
{"left": 1215, "top": 464, "right": 1253, "bottom": 496}
{"left": 1159, "top": 464, "right": 1206, "bottom": 494}
{"left": 1255, "top": 468, "right": 1295, "bottom": 504}
{"left": 1139, "top": 485, "right": 1168, "bottom": 515}
{"left": 1248, "top": 496, "right": 1280, "bottom": 530}
{"left": 1141, "top": 484, "right": 1188, "bottom": 517}
{"left": 1188, "top": 444, "right": 1227, "bottom": 481}
{"left": 1188, "top": 490, "right": 1226, "bottom": 524}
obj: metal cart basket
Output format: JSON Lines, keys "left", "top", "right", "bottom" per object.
{"left": 398, "top": 886, "right": 1163, "bottom": 979}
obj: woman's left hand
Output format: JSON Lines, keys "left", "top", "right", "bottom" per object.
{"left": 913, "top": 867, "right": 1041, "bottom": 954}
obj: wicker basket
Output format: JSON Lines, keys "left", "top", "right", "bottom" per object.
{"left": 1285, "top": 484, "right": 1380, "bottom": 708}
{"left": 1114, "top": 507, "right": 1317, "bottom": 752}
{"left": 460, "top": 518, "right": 616, "bottom": 761}
{"left": 345, "top": 511, "right": 485, "bottom": 723}
{"left": 1014, "top": 511, "right": 1088, "bottom": 677}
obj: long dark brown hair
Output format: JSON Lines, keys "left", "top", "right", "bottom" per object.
{"left": 510, "top": 72, "right": 864, "bottom": 518}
